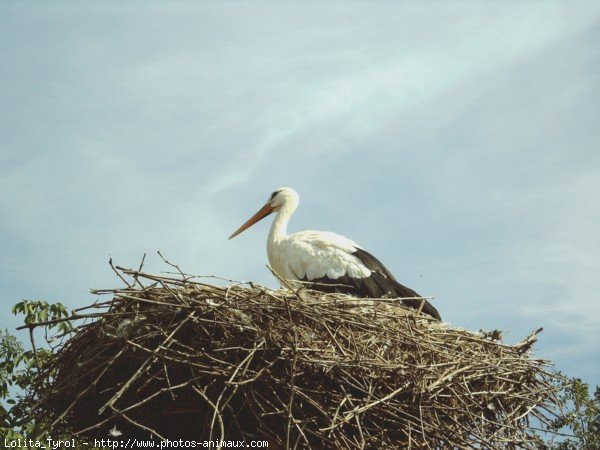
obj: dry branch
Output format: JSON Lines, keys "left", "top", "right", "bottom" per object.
{"left": 29, "top": 265, "right": 561, "bottom": 449}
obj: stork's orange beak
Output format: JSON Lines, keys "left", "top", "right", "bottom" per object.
{"left": 228, "top": 203, "right": 274, "bottom": 240}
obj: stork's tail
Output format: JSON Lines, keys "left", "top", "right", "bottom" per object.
{"left": 393, "top": 281, "right": 442, "bottom": 321}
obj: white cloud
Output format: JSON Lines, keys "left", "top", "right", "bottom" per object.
{"left": 195, "top": 3, "right": 599, "bottom": 195}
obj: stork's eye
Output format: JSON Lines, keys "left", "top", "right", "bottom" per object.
{"left": 270, "top": 190, "right": 282, "bottom": 201}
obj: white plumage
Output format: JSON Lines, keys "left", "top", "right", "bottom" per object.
{"left": 268, "top": 229, "right": 371, "bottom": 282}
{"left": 229, "top": 187, "right": 442, "bottom": 320}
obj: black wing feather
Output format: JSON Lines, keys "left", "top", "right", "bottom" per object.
{"left": 302, "top": 248, "right": 442, "bottom": 321}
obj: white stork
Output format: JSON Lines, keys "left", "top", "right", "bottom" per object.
{"left": 229, "top": 187, "right": 441, "bottom": 320}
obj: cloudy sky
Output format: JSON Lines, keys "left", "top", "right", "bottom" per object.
{"left": 1, "top": 2, "right": 599, "bottom": 385}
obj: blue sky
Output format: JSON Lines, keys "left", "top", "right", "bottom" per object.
{"left": 1, "top": 2, "right": 599, "bottom": 386}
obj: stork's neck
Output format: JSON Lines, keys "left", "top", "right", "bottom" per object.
{"left": 269, "top": 203, "right": 295, "bottom": 242}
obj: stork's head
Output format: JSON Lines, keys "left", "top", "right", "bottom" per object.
{"left": 228, "top": 187, "right": 299, "bottom": 239}
{"left": 268, "top": 187, "right": 299, "bottom": 210}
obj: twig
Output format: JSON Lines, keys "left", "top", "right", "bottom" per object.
{"left": 109, "top": 257, "right": 132, "bottom": 288}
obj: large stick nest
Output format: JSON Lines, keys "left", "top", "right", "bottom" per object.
{"left": 34, "top": 264, "right": 559, "bottom": 449}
